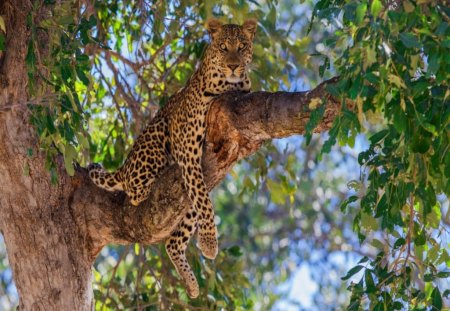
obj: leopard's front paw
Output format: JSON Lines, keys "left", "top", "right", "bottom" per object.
{"left": 196, "top": 231, "right": 218, "bottom": 260}
{"left": 87, "top": 163, "right": 102, "bottom": 172}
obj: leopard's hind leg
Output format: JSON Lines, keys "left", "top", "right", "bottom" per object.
{"left": 88, "top": 163, "right": 123, "bottom": 191}
{"left": 165, "top": 205, "right": 200, "bottom": 298}
{"left": 179, "top": 161, "right": 218, "bottom": 260}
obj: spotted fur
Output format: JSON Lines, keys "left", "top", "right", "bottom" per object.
{"left": 88, "top": 19, "right": 257, "bottom": 298}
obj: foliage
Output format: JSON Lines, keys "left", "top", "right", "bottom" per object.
{"left": 93, "top": 244, "right": 253, "bottom": 310}
{"left": 0, "top": 0, "right": 448, "bottom": 310}
{"left": 26, "top": 2, "right": 94, "bottom": 178}
{"left": 310, "top": 0, "right": 450, "bottom": 309}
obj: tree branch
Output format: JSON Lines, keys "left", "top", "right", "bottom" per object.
{"left": 71, "top": 77, "right": 342, "bottom": 261}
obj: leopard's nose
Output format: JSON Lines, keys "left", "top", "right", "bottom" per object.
{"left": 228, "top": 64, "right": 238, "bottom": 71}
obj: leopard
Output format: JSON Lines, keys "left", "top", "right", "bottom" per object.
{"left": 88, "top": 18, "right": 257, "bottom": 298}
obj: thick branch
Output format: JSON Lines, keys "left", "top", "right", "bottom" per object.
{"left": 71, "top": 77, "right": 341, "bottom": 259}
{"left": 203, "top": 76, "right": 340, "bottom": 187}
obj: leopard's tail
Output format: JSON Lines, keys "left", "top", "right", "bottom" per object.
{"left": 87, "top": 163, "right": 123, "bottom": 191}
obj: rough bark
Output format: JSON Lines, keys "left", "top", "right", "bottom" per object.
{"left": 0, "top": 1, "right": 95, "bottom": 310}
{"left": 0, "top": 1, "right": 342, "bottom": 309}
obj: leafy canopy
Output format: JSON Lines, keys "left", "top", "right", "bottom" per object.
{"left": 310, "top": 0, "right": 449, "bottom": 310}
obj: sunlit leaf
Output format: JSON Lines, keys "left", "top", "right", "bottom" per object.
{"left": 370, "top": 0, "right": 382, "bottom": 17}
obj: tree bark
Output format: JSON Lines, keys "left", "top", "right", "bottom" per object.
{"left": 0, "top": 1, "right": 342, "bottom": 310}
{"left": 0, "top": 1, "right": 95, "bottom": 310}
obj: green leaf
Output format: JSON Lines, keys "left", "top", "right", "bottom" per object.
{"left": 370, "top": 0, "right": 382, "bottom": 17}
{"left": 369, "top": 129, "right": 389, "bottom": 145}
{"left": 319, "top": 57, "right": 330, "bottom": 77}
{"left": 436, "top": 271, "right": 450, "bottom": 278}
{"left": 443, "top": 39, "right": 450, "bottom": 48}
{"left": 305, "top": 101, "right": 325, "bottom": 144}
{"left": 365, "top": 72, "right": 379, "bottom": 84}
{"left": 76, "top": 66, "right": 90, "bottom": 86}
{"left": 76, "top": 54, "right": 89, "bottom": 62}
{"left": 393, "top": 238, "right": 405, "bottom": 249}
{"left": 443, "top": 289, "right": 450, "bottom": 298}
{"left": 431, "top": 287, "right": 442, "bottom": 311}
{"left": 365, "top": 269, "right": 376, "bottom": 293}
{"left": 426, "top": 204, "right": 441, "bottom": 229}
{"left": 403, "top": 0, "right": 415, "bottom": 12}
{"left": 325, "top": 83, "right": 341, "bottom": 98}
{"left": 321, "top": 118, "right": 340, "bottom": 156}
{"left": 393, "top": 301, "right": 403, "bottom": 310}
{"left": 266, "top": 178, "right": 288, "bottom": 205}
{"left": 399, "top": 33, "right": 421, "bottom": 49}
{"left": 64, "top": 157, "right": 75, "bottom": 176}
{"left": 411, "top": 134, "right": 430, "bottom": 154}
{"left": 414, "top": 230, "right": 426, "bottom": 246}
{"left": 228, "top": 245, "right": 243, "bottom": 257}
{"left": 58, "top": 15, "right": 74, "bottom": 25}
{"left": 341, "top": 265, "right": 364, "bottom": 281}
{"left": 356, "top": 3, "right": 367, "bottom": 25}
{"left": 340, "top": 195, "right": 359, "bottom": 212}
{"left": 373, "top": 302, "right": 383, "bottom": 311}
{"left": 0, "top": 32, "right": 5, "bottom": 51}
{"left": 427, "top": 53, "right": 440, "bottom": 77}
{"left": 361, "top": 212, "right": 378, "bottom": 231}
{"left": 364, "top": 46, "right": 376, "bottom": 70}
{"left": 63, "top": 145, "right": 77, "bottom": 176}
{"left": 358, "top": 256, "right": 369, "bottom": 264}
{"left": 424, "top": 273, "right": 434, "bottom": 282}
{"left": 421, "top": 122, "right": 437, "bottom": 136}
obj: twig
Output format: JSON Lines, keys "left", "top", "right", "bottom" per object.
{"left": 103, "top": 53, "right": 143, "bottom": 131}
{"left": 94, "top": 61, "right": 130, "bottom": 139}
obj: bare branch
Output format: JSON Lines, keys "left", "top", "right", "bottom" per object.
{"left": 95, "top": 61, "right": 130, "bottom": 138}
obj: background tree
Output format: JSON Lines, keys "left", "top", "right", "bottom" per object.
{"left": 0, "top": 0, "right": 448, "bottom": 310}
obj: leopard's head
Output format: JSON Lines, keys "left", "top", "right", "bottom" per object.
{"left": 204, "top": 19, "right": 257, "bottom": 84}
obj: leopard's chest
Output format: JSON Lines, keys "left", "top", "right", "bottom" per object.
{"left": 164, "top": 94, "right": 210, "bottom": 153}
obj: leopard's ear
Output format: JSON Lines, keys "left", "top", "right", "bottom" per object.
{"left": 242, "top": 19, "right": 257, "bottom": 40}
{"left": 206, "top": 18, "right": 223, "bottom": 40}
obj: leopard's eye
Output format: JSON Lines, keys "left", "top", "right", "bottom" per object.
{"left": 238, "top": 43, "right": 246, "bottom": 50}
{"left": 220, "top": 43, "right": 227, "bottom": 51}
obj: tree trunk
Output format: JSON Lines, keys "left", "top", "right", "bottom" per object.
{"left": 0, "top": 1, "right": 342, "bottom": 310}
{"left": 0, "top": 1, "right": 95, "bottom": 309}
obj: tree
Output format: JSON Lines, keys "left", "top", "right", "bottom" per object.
{"left": 0, "top": 0, "right": 448, "bottom": 310}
